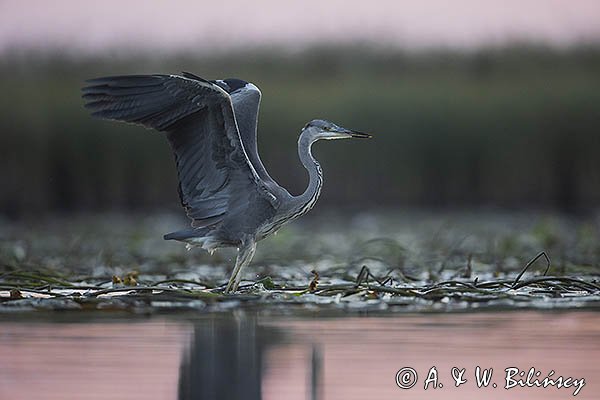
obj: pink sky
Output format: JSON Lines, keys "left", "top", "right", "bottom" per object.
{"left": 1, "top": 0, "right": 599, "bottom": 55}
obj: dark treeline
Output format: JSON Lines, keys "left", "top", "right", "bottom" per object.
{"left": 1, "top": 45, "right": 600, "bottom": 217}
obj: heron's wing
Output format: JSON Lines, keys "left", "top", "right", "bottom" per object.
{"left": 82, "top": 74, "right": 276, "bottom": 227}
{"left": 209, "top": 78, "right": 278, "bottom": 186}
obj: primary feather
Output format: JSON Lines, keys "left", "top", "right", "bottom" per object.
{"left": 82, "top": 74, "right": 278, "bottom": 238}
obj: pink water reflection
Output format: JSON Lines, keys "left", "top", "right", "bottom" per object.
{"left": 0, "top": 321, "right": 191, "bottom": 400}
{"left": 263, "top": 312, "right": 600, "bottom": 400}
{"left": 0, "top": 311, "right": 598, "bottom": 400}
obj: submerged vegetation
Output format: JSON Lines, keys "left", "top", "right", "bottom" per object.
{"left": 1, "top": 212, "right": 599, "bottom": 313}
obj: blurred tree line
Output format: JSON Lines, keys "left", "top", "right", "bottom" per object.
{"left": 1, "top": 45, "right": 599, "bottom": 217}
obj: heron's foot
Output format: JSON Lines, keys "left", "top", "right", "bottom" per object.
{"left": 224, "top": 276, "right": 239, "bottom": 294}
{"left": 224, "top": 239, "right": 257, "bottom": 294}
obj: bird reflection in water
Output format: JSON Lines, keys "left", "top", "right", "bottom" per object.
{"left": 178, "top": 316, "right": 274, "bottom": 400}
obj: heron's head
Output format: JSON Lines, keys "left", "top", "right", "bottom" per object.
{"left": 303, "top": 119, "right": 372, "bottom": 141}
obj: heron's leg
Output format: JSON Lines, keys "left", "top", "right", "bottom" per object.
{"left": 225, "top": 239, "right": 257, "bottom": 293}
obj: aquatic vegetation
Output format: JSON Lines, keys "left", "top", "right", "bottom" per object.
{"left": 0, "top": 212, "right": 599, "bottom": 313}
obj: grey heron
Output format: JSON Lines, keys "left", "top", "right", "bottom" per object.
{"left": 82, "top": 72, "right": 371, "bottom": 293}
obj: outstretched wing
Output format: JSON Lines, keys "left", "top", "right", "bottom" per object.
{"left": 82, "top": 74, "right": 275, "bottom": 228}
{"left": 209, "top": 77, "right": 279, "bottom": 188}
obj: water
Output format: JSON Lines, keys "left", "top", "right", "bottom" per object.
{"left": 1, "top": 311, "right": 598, "bottom": 400}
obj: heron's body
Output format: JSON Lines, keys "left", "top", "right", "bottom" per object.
{"left": 82, "top": 72, "right": 370, "bottom": 292}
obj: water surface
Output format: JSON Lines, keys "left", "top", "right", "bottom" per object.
{"left": 1, "top": 311, "right": 598, "bottom": 400}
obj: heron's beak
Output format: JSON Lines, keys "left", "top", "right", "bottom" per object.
{"left": 348, "top": 130, "right": 372, "bottom": 139}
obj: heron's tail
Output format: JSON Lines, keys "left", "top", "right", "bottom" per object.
{"left": 164, "top": 228, "right": 220, "bottom": 253}
{"left": 164, "top": 228, "right": 207, "bottom": 241}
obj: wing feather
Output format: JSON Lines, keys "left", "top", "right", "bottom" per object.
{"left": 215, "top": 80, "right": 288, "bottom": 204}
{"left": 82, "top": 74, "right": 275, "bottom": 228}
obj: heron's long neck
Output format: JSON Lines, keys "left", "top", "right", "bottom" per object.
{"left": 292, "top": 132, "right": 323, "bottom": 218}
